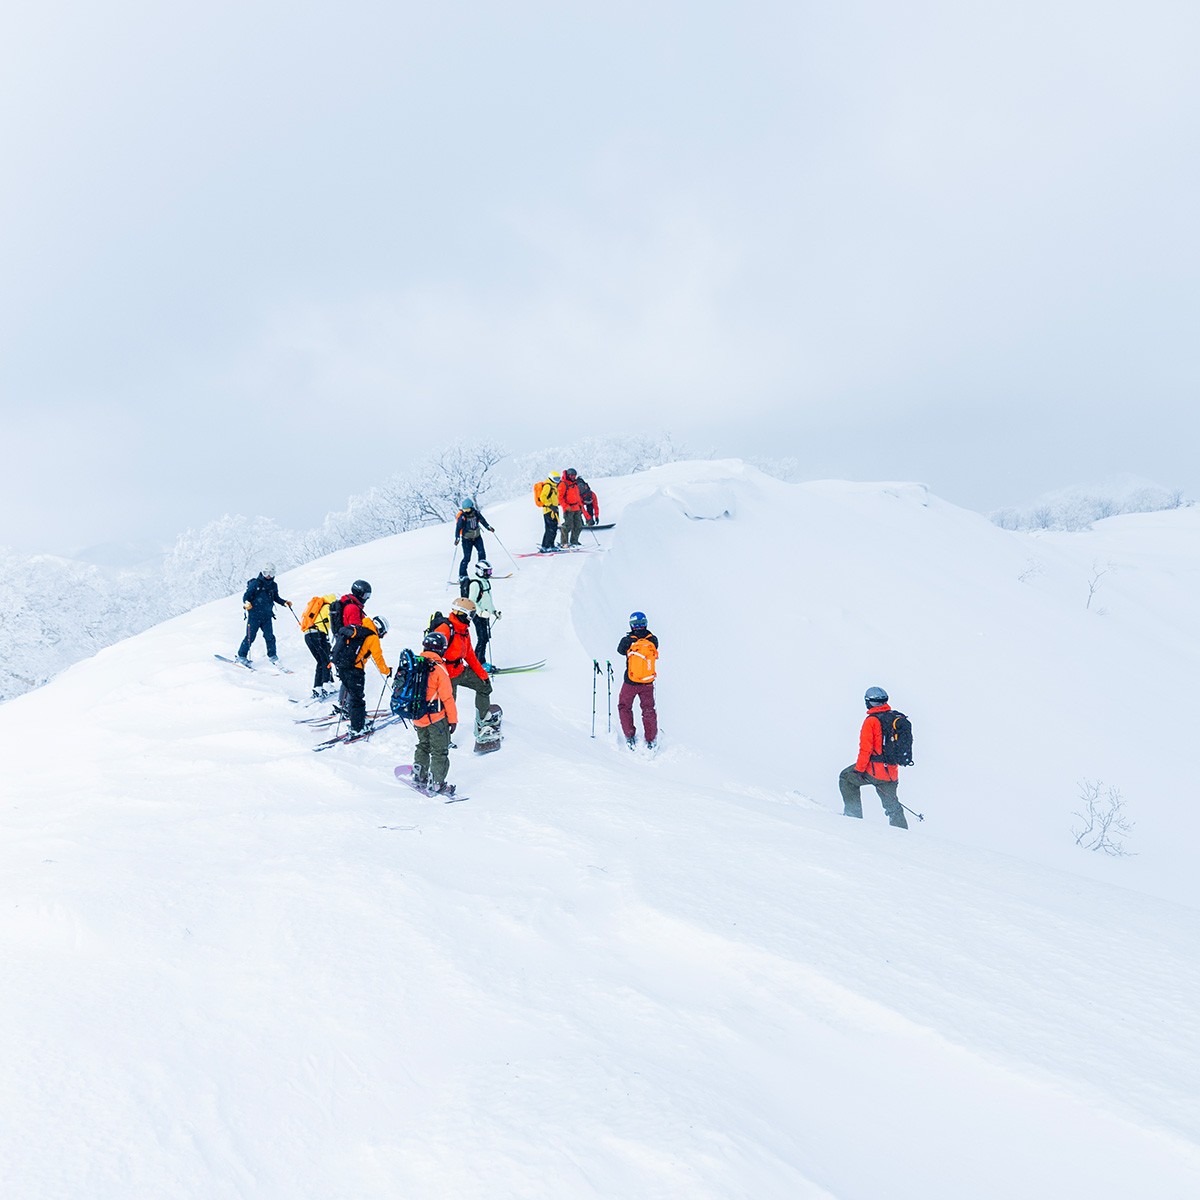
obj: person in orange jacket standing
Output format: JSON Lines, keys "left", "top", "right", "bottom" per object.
{"left": 331, "top": 615, "right": 391, "bottom": 738}
{"left": 412, "top": 630, "right": 459, "bottom": 796}
{"left": 839, "top": 686, "right": 908, "bottom": 828}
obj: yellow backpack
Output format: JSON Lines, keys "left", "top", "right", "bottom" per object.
{"left": 627, "top": 637, "right": 658, "bottom": 684}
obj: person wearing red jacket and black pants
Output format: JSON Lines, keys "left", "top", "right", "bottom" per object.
{"left": 839, "top": 686, "right": 908, "bottom": 828}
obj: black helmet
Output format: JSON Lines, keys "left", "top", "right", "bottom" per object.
{"left": 372, "top": 615, "right": 389, "bottom": 638}
{"left": 351, "top": 579, "right": 372, "bottom": 601}
{"left": 864, "top": 686, "right": 889, "bottom": 706}
{"left": 423, "top": 630, "right": 448, "bottom": 654}
{"left": 565, "top": 467, "right": 578, "bottom": 479}
{"left": 629, "top": 611, "right": 648, "bottom": 629}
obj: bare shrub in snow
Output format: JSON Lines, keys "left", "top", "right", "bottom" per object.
{"left": 1085, "top": 560, "right": 1113, "bottom": 611}
{"left": 1072, "top": 780, "right": 1136, "bottom": 856}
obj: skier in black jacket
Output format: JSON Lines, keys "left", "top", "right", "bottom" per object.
{"left": 236, "top": 563, "right": 292, "bottom": 664}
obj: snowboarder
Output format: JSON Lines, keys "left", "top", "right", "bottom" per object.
{"left": 557, "top": 468, "right": 586, "bottom": 547}
{"left": 412, "top": 630, "right": 459, "bottom": 795}
{"left": 579, "top": 478, "right": 601, "bottom": 526}
{"left": 838, "top": 687, "right": 908, "bottom": 829}
{"left": 329, "top": 580, "right": 371, "bottom": 636}
{"left": 533, "top": 473, "right": 561, "bottom": 552}
{"left": 299, "top": 592, "right": 338, "bottom": 697}
{"left": 331, "top": 615, "right": 391, "bottom": 737}
{"left": 236, "top": 563, "right": 292, "bottom": 664}
{"left": 617, "top": 611, "right": 658, "bottom": 749}
{"left": 429, "top": 598, "right": 495, "bottom": 731}
{"left": 455, "top": 500, "right": 495, "bottom": 582}
{"left": 461, "top": 560, "right": 500, "bottom": 665}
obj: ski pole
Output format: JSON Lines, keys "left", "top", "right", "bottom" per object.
{"left": 490, "top": 528, "right": 520, "bottom": 572}
{"left": 288, "top": 604, "right": 302, "bottom": 626}
{"left": 375, "top": 672, "right": 390, "bottom": 719}
{"left": 606, "top": 660, "right": 613, "bottom": 734}
{"left": 447, "top": 544, "right": 461, "bottom": 584}
{"left": 591, "top": 659, "right": 600, "bottom": 737}
{"left": 900, "top": 802, "right": 925, "bottom": 823}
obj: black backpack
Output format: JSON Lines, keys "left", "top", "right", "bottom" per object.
{"left": 390, "top": 648, "right": 436, "bottom": 721}
{"left": 873, "top": 710, "right": 914, "bottom": 767}
{"left": 331, "top": 624, "right": 364, "bottom": 674}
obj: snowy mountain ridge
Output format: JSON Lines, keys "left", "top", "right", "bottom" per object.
{"left": 2, "top": 459, "right": 1198, "bottom": 1198}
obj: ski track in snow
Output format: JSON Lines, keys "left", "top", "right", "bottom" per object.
{"left": 2, "top": 460, "right": 1199, "bottom": 1198}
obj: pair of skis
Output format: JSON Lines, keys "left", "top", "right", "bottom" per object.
{"left": 214, "top": 653, "right": 294, "bottom": 675}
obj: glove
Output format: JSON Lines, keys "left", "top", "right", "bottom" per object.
{"left": 448, "top": 722, "right": 457, "bottom": 734}
{"left": 285, "top": 600, "right": 293, "bottom": 607}
{"left": 494, "top": 611, "right": 502, "bottom": 620}
{"left": 586, "top": 518, "right": 596, "bottom": 526}
{"left": 486, "top": 524, "right": 495, "bottom": 532}
{"left": 385, "top": 669, "right": 392, "bottom": 678}
{"left": 455, "top": 538, "right": 460, "bottom": 546}
{"left": 244, "top": 601, "right": 252, "bottom": 610}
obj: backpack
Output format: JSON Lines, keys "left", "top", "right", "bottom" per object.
{"left": 300, "top": 595, "right": 326, "bottom": 633}
{"left": 331, "top": 624, "right": 363, "bottom": 674}
{"left": 390, "top": 648, "right": 436, "bottom": 721}
{"left": 626, "top": 636, "right": 658, "bottom": 684}
{"left": 458, "top": 509, "right": 480, "bottom": 533}
{"left": 874, "top": 710, "right": 914, "bottom": 767}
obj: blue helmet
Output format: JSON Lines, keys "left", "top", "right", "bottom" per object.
{"left": 629, "top": 611, "right": 648, "bottom": 629}
{"left": 864, "top": 686, "right": 889, "bottom": 706}
{"left": 461, "top": 497, "right": 475, "bottom": 509}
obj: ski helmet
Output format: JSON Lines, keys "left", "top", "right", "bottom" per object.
{"left": 461, "top": 497, "right": 475, "bottom": 509}
{"left": 549, "top": 473, "right": 561, "bottom": 483}
{"left": 450, "top": 597, "right": 477, "bottom": 615}
{"left": 473, "top": 560, "right": 493, "bottom": 579}
{"left": 423, "top": 630, "right": 448, "bottom": 654}
{"left": 629, "top": 611, "right": 648, "bottom": 629}
{"left": 351, "top": 579, "right": 372, "bottom": 601}
{"left": 371, "top": 615, "right": 389, "bottom": 638}
{"left": 262, "top": 563, "right": 276, "bottom": 577}
{"left": 564, "top": 468, "right": 578, "bottom": 480}
{"left": 864, "top": 686, "right": 889, "bottom": 706}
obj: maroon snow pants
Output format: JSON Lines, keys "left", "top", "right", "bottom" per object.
{"left": 618, "top": 680, "right": 657, "bottom": 742}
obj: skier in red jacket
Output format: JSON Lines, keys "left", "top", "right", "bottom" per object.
{"left": 838, "top": 687, "right": 908, "bottom": 828}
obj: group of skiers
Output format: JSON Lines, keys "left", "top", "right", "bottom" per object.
{"left": 533, "top": 468, "right": 601, "bottom": 552}
{"left": 228, "top": 486, "right": 912, "bottom": 823}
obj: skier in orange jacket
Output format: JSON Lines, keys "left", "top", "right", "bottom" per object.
{"left": 838, "top": 687, "right": 908, "bottom": 828}
{"left": 412, "top": 630, "right": 459, "bottom": 795}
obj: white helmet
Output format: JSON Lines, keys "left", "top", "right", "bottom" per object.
{"left": 473, "top": 560, "right": 493, "bottom": 579}
{"left": 261, "top": 562, "right": 276, "bottom": 577}
{"left": 450, "top": 597, "right": 477, "bottom": 615}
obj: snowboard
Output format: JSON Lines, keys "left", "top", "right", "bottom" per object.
{"left": 394, "top": 764, "right": 467, "bottom": 802}
{"left": 474, "top": 703, "right": 503, "bottom": 754}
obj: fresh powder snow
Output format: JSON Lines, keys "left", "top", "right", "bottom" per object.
{"left": 2, "top": 460, "right": 1198, "bottom": 1198}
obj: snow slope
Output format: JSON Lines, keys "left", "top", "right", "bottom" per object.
{"left": 2, "top": 460, "right": 1198, "bottom": 1198}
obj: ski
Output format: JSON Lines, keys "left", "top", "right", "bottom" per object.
{"left": 293, "top": 706, "right": 388, "bottom": 727}
{"left": 394, "top": 764, "right": 468, "bottom": 802}
{"left": 214, "top": 654, "right": 253, "bottom": 670}
{"left": 312, "top": 715, "right": 404, "bottom": 752}
{"left": 446, "top": 572, "right": 512, "bottom": 584}
{"left": 513, "top": 548, "right": 605, "bottom": 558}
{"left": 488, "top": 660, "right": 546, "bottom": 675}
{"left": 586, "top": 523, "right": 615, "bottom": 531}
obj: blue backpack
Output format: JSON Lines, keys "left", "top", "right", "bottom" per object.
{"left": 390, "top": 649, "right": 435, "bottom": 721}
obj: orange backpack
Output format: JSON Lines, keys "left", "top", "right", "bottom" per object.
{"left": 300, "top": 595, "right": 327, "bottom": 633}
{"left": 627, "top": 637, "right": 658, "bottom": 684}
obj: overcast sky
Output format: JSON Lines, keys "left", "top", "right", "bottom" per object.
{"left": 2, "top": 0, "right": 1197, "bottom": 556}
